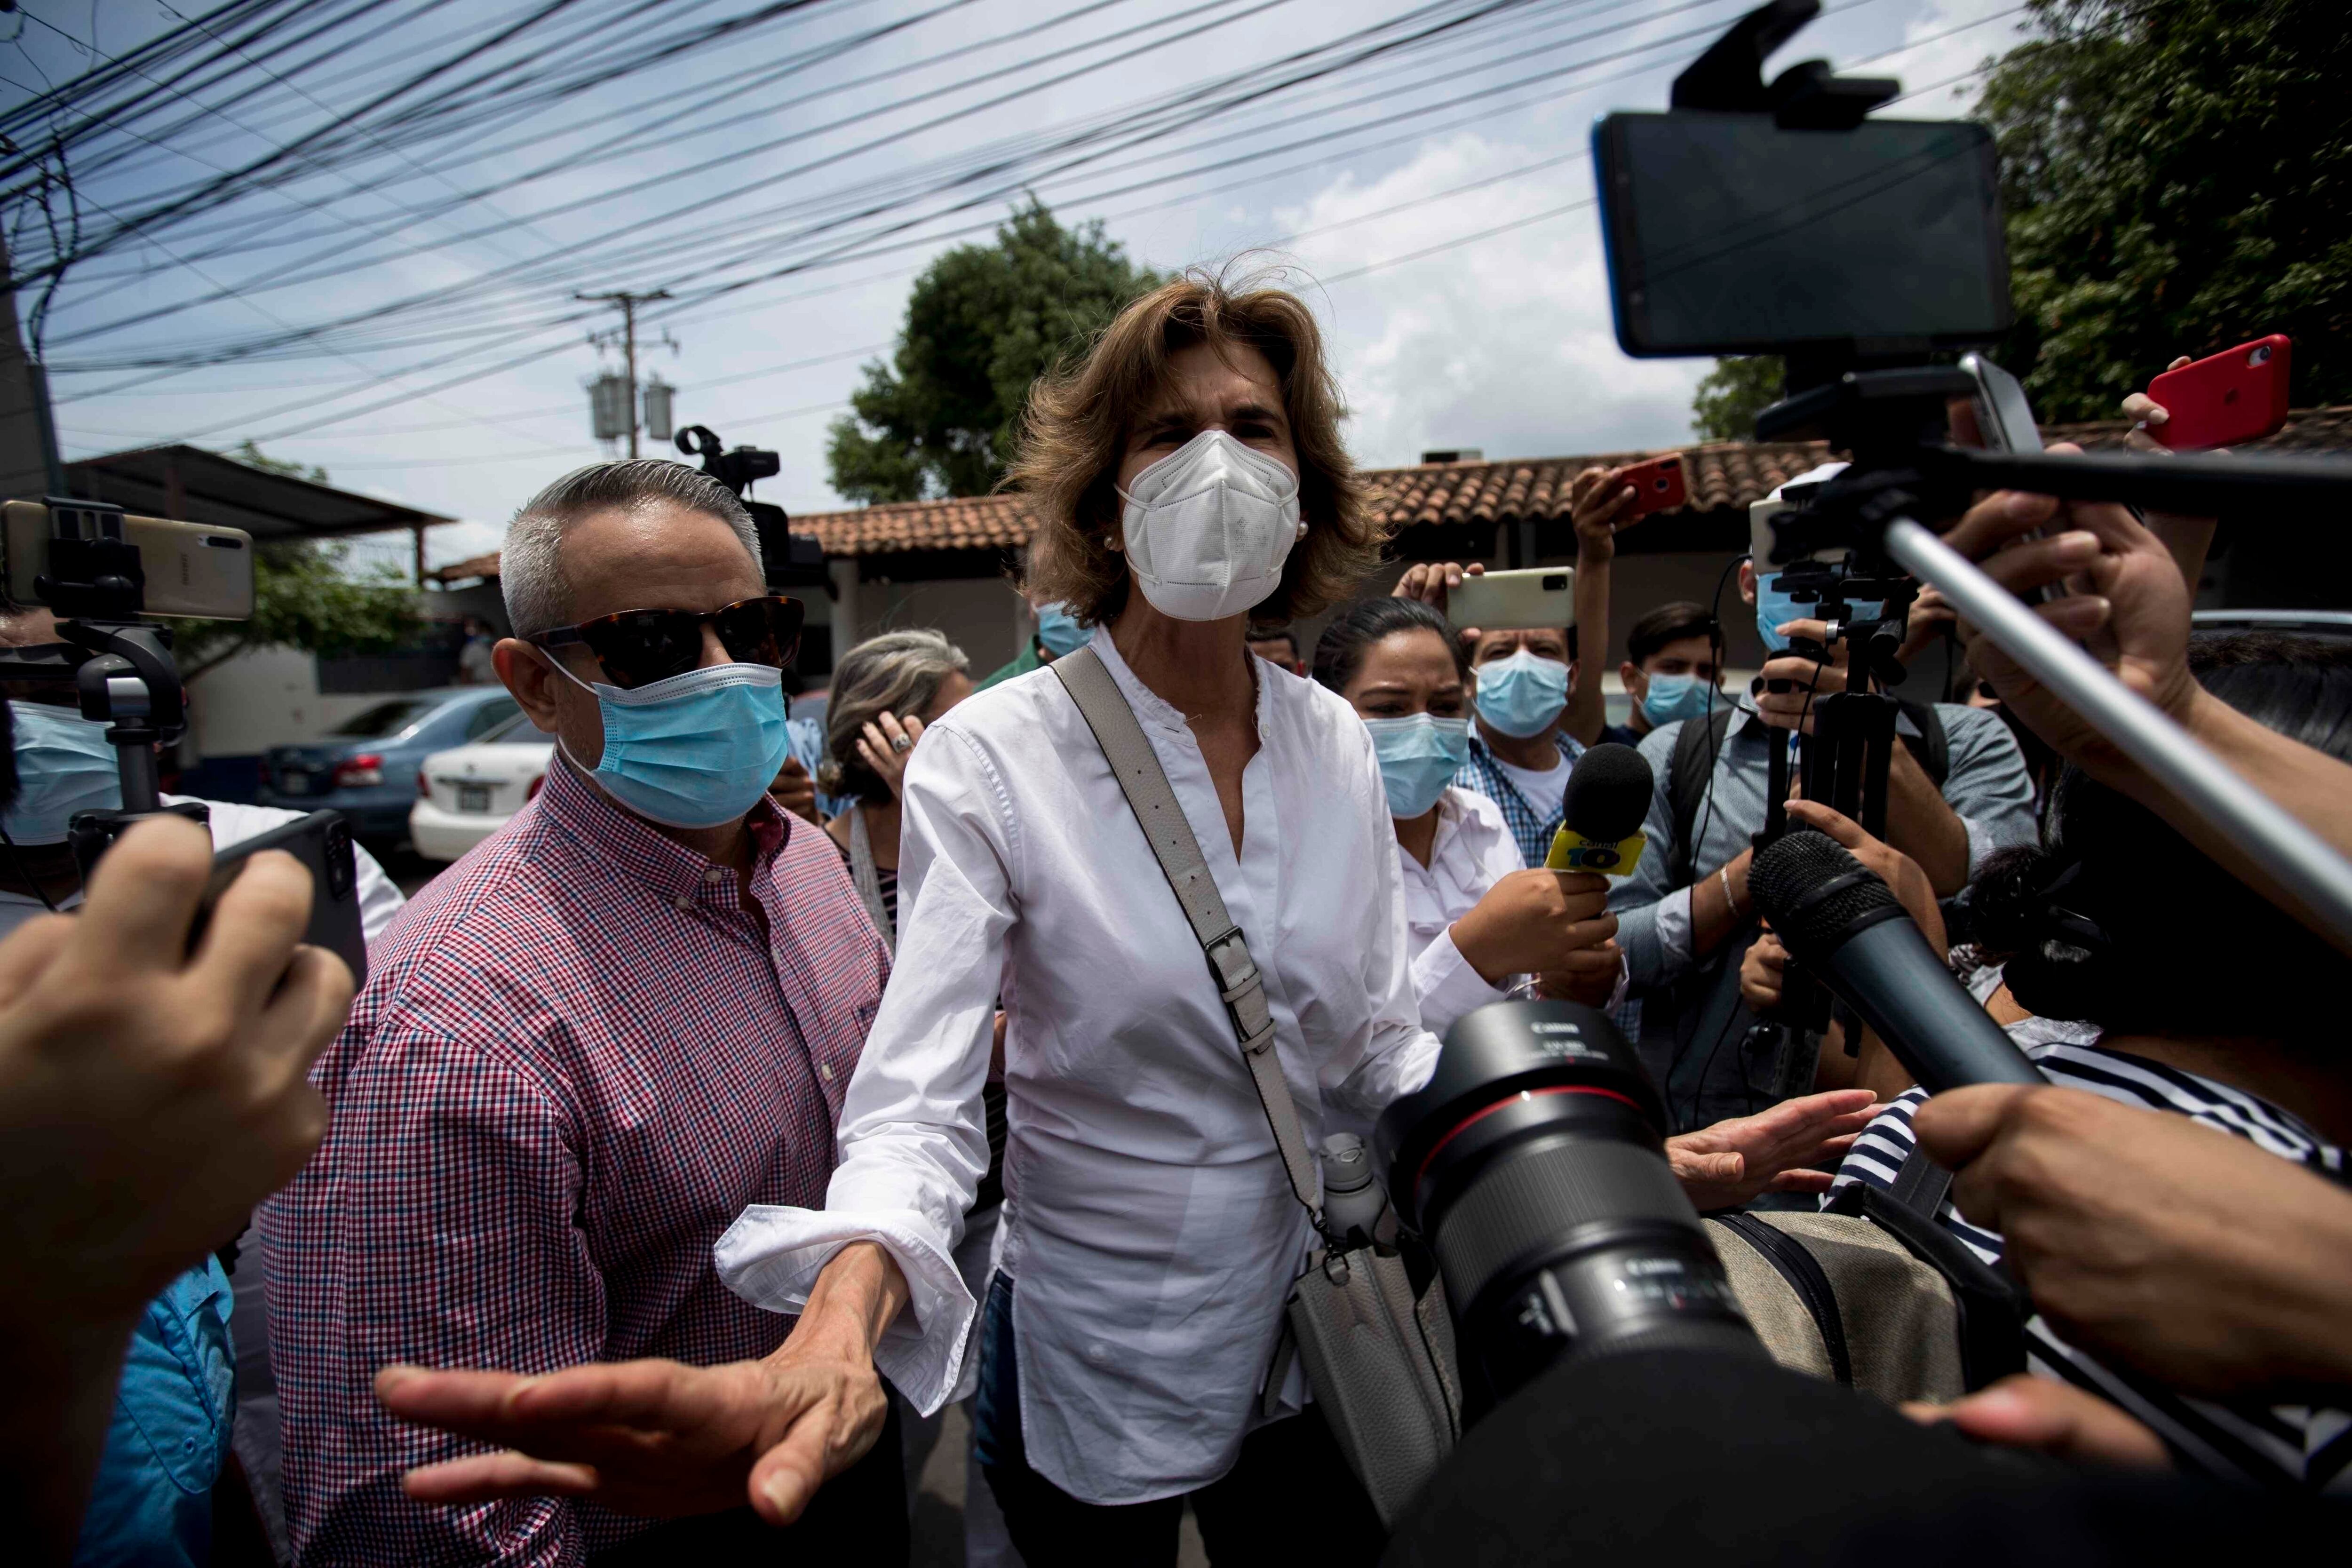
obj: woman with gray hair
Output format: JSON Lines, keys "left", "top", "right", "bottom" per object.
{"left": 820, "top": 628, "right": 975, "bottom": 945}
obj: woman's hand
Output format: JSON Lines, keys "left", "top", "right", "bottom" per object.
{"left": 1740, "top": 924, "right": 1789, "bottom": 1013}
{"left": 1450, "top": 869, "right": 1615, "bottom": 986}
{"left": 1667, "top": 1088, "right": 1879, "bottom": 1210}
{"left": 854, "top": 711, "right": 926, "bottom": 802}
{"left": 1783, "top": 798, "right": 1947, "bottom": 954}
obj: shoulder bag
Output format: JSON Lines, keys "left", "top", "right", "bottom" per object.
{"left": 1052, "top": 646, "right": 1461, "bottom": 1528}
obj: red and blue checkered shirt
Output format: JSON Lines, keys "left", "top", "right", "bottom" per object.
{"left": 260, "top": 759, "right": 888, "bottom": 1564}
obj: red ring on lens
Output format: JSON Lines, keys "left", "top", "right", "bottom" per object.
{"left": 1412, "top": 1084, "right": 1643, "bottom": 1207}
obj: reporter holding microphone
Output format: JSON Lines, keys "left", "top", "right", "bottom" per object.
{"left": 1314, "top": 595, "right": 1875, "bottom": 1213}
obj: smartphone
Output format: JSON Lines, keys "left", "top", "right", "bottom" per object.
{"left": 193, "top": 811, "right": 368, "bottom": 990}
{"left": 1960, "top": 352, "right": 2063, "bottom": 607}
{"left": 1958, "top": 352, "right": 2043, "bottom": 455}
{"left": 2, "top": 500, "right": 255, "bottom": 619}
{"left": 1594, "top": 111, "right": 2011, "bottom": 358}
{"left": 1618, "top": 454, "right": 1689, "bottom": 517}
{"left": 2148, "top": 335, "right": 2292, "bottom": 450}
{"left": 1446, "top": 567, "right": 1574, "bottom": 632}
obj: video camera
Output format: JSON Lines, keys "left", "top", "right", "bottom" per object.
{"left": 0, "top": 496, "right": 255, "bottom": 873}
{"left": 675, "top": 424, "right": 828, "bottom": 592}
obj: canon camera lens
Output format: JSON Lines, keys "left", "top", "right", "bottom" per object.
{"left": 1375, "top": 1000, "right": 1761, "bottom": 1412}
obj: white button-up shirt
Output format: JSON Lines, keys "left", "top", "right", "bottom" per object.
{"left": 717, "top": 628, "right": 1438, "bottom": 1504}
{"left": 1401, "top": 786, "right": 1527, "bottom": 1038}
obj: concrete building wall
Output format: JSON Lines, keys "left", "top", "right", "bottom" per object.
{"left": 187, "top": 643, "right": 410, "bottom": 758}
{"left": 846, "top": 574, "right": 1025, "bottom": 677}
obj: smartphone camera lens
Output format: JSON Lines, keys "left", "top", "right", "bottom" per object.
{"left": 1542, "top": 573, "right": 1568, "bottom": 591}
{"left": 325, "top": 820, "right": 356, "bottom": 899}
{"left": 2250, "top": 344, "right": 2272, "bottom": 366}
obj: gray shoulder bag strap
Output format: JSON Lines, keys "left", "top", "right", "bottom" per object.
{"left": 845, "top": 805, "right": 897, "bottom": 955}
{"left": 1050, "top": 645, "right": 1321, "bottom": 1213}
{"left": 1053, "top": 645, "right": 1459, "bottom": 1528}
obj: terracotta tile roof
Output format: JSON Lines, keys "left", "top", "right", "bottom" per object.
{"left": 787, "top": 440, "right": 1836, "bottom": 559}
{"left": 427, "top": 407, "right": 2352, "bottom": 582}
{"left": 431, "top": 549, "right": 504, "bottom": 585}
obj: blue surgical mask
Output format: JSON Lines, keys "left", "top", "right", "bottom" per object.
{"left": 1035, "top": 602, "right": 1088, "bottom": 658}
{"left": 1363, "top": 714, "right": 1471, "bottom": 820}
{"left": 1754, "top": 572, "right": 1883, "bottom": 653}
{"left": 1473, "top": 649, "right": 1570, "bottom": 739}
{"left": 546, "top": 658, "right": 793, "bottom": 830}
{"left": 1638, "top": 671, "right": 1717, "bottom": 728}
{"left": 2, "top": 701, "right": 123, "bottom": 845}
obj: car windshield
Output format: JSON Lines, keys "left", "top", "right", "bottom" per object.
{"left": 331, "top": 698, "right": 441, "bottom": 738}
{"left": 481, "top": 709, "right": 559, "bottom": 744}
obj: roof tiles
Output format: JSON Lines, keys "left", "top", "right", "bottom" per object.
{"left": 430, "top": 407, "right": 2352, "bottom": 582}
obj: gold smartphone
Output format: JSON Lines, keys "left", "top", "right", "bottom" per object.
{"left": 2, "top": 500, "right": 254, "bottom": 619}
{"left": 1445, "top": 567, "right": 1575, "bottom": 631}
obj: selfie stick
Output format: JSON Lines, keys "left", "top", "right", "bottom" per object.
{"left": 1886, "top": 520, "right": 2352, "bottom": 948}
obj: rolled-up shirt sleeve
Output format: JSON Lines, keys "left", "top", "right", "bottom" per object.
{"left": 1933, "top": 704, "right": 2038, "bottom": 874}
{"left": 1412, "top": 926, "right": 1507, "bottom": 1041}
{"left": 717, "top": 726, "right": 1010, "bottom": 1414}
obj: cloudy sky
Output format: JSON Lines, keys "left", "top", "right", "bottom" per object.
{"left": 6, "top": 0, "right": 2030, "bottom": 570}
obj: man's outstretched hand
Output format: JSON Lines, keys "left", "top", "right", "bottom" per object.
{"left": 1668, "top": 1088, "right": 1880, "bottom": 1212}
{"left": 378, "top": 1242, "right": 904, "bottom": 1527}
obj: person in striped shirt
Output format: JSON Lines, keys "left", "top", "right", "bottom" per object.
{"left": 1829, "top": 630, "right": 2352, "bottom": 1493}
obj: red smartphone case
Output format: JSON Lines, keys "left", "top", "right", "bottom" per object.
{"left": 1622, "top": 454, "right": 1690, "bottom": 516}
{"left": 2149, "top": 335, "right": 2292, "bottom": 450}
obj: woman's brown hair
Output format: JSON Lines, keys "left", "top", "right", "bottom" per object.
{"left": 1006, "top": 269, "right": 1385, "bottom": 626}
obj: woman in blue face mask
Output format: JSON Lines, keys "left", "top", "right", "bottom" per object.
{"left": 1312, "top": 598, "right": 1623, "bottom": 1038}
{"left": 1314, "top": 598, "right": 1874, "bottom": 1211}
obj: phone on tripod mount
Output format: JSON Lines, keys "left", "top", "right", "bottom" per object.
{"left": 0, "top": 496, "right": 254, "bottom": 875}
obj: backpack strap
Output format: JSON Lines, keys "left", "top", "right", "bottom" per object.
{"left": 1050, "top": 646, "right": 1323, "bottom": 1221}
{"left": 1826, "top": 1179, "right": 2028, "bottom": 1391}
{"left": 1668, "top": 706, "right": 1736, "bottom": 889}
{"left": 1895, "top": 698, "right": 1950, "bottom": 787}
{"left": 1889, "top": 1138, "right": 1957, "bottom": 1221}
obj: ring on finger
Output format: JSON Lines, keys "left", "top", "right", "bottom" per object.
{"left": 890, "top": 733, "right": 913, "bottom": 754}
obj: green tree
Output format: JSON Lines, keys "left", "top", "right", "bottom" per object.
{"left": 828, "top": 199, "right": 1162, "bottom": 502}
{"left": 1690, "top": 355, "right": 1785, "bottom": 441}
{"left": 175, "top": 445, "right": 422, "bottom": 679}
{"left": 1976, "top": 0, "right": 2352, "bottom": 422}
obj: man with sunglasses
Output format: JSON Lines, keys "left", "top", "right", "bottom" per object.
{"left": 260, "top": 460, "right": 900, "bottom": 1564}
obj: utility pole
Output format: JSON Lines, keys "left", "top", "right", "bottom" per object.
{"left": 578, "top": 290, "right": 671, "bottom": 458}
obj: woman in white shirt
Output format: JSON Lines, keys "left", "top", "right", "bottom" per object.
{"left": 1313, "top": 595, "right": 1879, "bottom": 1214}
{"left": 711, "top": 279, "right": 1418, "bottom": 1562}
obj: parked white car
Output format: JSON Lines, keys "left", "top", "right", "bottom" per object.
{"left": 408, "top": 709, "right": 557, "bottom": 863}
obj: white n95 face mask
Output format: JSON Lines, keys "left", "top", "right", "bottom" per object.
{"left": 1119, "top": 430, "right": 1305, "bottom": 621}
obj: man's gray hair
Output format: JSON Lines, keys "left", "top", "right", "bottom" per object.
{"left": 501, "top": 459, "right": 763, "bottom": 637}
{"left": 820, "top": 629, "right": 971, "bottom": 805}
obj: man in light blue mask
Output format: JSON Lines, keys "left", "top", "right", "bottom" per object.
{"left": 1611, "top": 601, "right": 1723, "bottom": 748}
{"left": 261, "top": 460, "right": 902, "bottom": 1563}
{"left": 977, "top": 572, "right": 1089, "bottom": 693}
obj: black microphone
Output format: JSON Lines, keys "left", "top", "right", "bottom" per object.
{"left": 1544, "top": 743, "right": 1653, "bottom": 875}
{"left": 1748, "top": 831, "right": 2045, "bottom": 1092}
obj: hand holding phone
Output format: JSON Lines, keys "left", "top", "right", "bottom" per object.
{"left": 1617, "top": 454, "right": 1690, "bottom": 517}
{"left": 2145, "top": 335, "right": 2292, "bottom": 450}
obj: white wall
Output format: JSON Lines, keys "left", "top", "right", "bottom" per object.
{"left": 187, "top": 644, "right": 396, "bottom": 757}
{"left": 849, "top": 575, "right": 1025, "bottom": 677}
